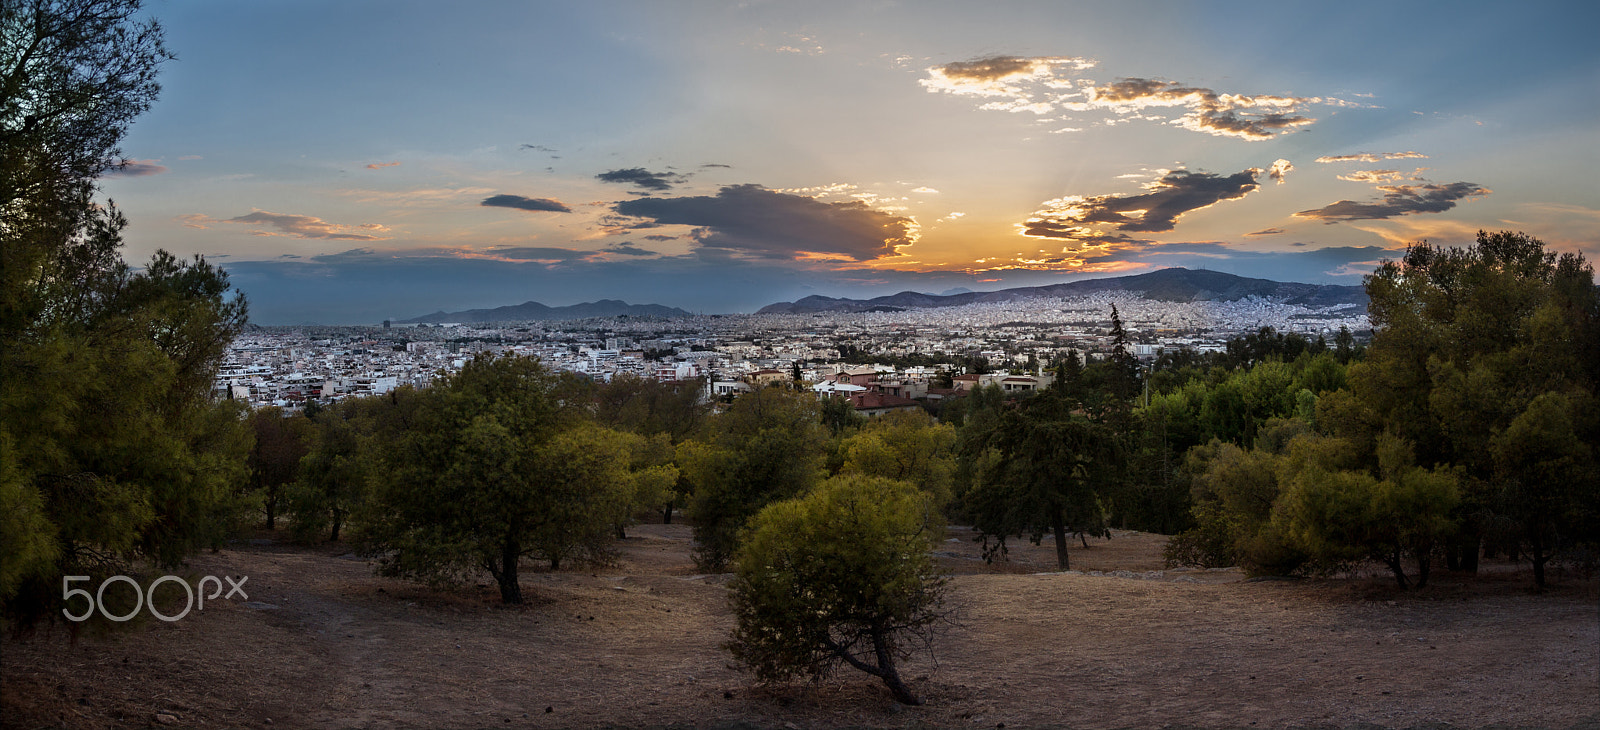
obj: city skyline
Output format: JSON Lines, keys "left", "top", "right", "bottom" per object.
{"left": 101, "top": 1, "right": 1600, "bottom": 324}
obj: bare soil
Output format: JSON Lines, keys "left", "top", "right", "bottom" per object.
{"left": 4, "top": 524, "right": 1596, "bottom": 729}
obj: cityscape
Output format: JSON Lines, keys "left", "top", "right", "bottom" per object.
{"left": 221, "top": 286, "right": 1370, "bottom": 411}
{"left": 5, "top": 1, "right": 1596, "bottom": 728}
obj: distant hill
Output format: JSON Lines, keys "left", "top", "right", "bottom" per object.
{"left": 401, "top": 299, "right": 693, "bottom": 324}
{"left": 756, "top": 268, "right": 1367, "bottom": 314}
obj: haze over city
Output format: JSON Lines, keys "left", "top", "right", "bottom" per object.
{"left": 100, "top": 1, "right": 1600, "bottom": 324}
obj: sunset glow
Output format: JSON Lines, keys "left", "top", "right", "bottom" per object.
{"left": 98, "top": 1, "right": 1600, "bottom": 323}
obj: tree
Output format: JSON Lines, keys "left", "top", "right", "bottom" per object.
{"left": 523, "top": 424, "right": 676, "bottom": 566}
{"left": 1351, "top": 231, "right": 1599, "bottom": 588}
{"left": 726, "top": 475, "right": 947, "bottom": 705}
{"left": 3, "top": 0, "right": 172, "bottom": 339}
{"left": 1275, "top": 433, "right": 1460, "bottom": 588}
{"left": 288, "top": 395, "right": 386, "bottom": 543}
{"left": 358, "top": 354, "right": 611, "bottom": 604}
{"left": 247, "top": 406, "right": 313, "bottom": 530}
{"left": 591, "top": 374, "right": 709, "bottom": 523}
{"left": 683, "top": 387, "right": 826, "bottom": 570}
{"left": 837, "top": 410, "right": 957, "bottom": 510}
{"left": 963, "top": 389, "right": 1120, "bottom": 569}
{"left": 2, "top": 0, "right": 258, "bottom": 626}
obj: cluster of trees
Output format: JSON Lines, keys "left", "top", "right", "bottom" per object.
{"left": 1162, "top": 233, "right": 1599, "bottom": 590}
{"left": 2, "top": 0, "right": 256, "bottom": 626}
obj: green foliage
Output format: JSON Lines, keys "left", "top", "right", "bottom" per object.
{"left": 1275, "top": 433, "right": 1460, "bottom": 588}
{"left": 684, "top": 387, "right": 826, "bottom": 570}
{"left": 1, "top": 0, "right": 258, "bottom": 627}
{"left": 819, "top": 393, "right": 863, "bottom": 435}
{"left": 726, "top": 474, "right": 946, "bottom": 706}
{"left": 288, "top": 395, "right": 386, "bottom": 543}
{"left": 247, "top": 406, "right": 314, "bottom": 530}
{"left": 1162, "top": 501, "right": 1240, "bottom": 569}
{"left": 1349, "top": 231, "right": 1599, "bottom": 587}
{"left": 0, "top": 433, "right": 59, "bottom": 600}
{"left": 356, "top": 354, "right": 653, "bottom": 603}
{"left": 836, "top": 410, "right": 956, "bottom": 509}
{"left": 591, "top": 373, "right": 709, "bottom": 443}
{"left": 961, "top": 389, "right": 1120, "bottom": 569}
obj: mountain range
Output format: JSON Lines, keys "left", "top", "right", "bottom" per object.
{"left": 756, "top": 268, "right": 1367, "bottom": 314}
{"left": 400, "top": 269, "right": 1367, "bottom": 323}
{"left": 402, "top": 299, "right": 693, "bottom": 324}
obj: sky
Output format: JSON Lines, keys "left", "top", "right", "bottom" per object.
{"left": 101, "top": 0, "right": 1600, "bottom": 324}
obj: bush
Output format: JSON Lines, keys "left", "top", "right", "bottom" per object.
{"left": 1162, "top": 502, "right": 1240, "bottom": 569}
{"left": 725, "top": 475, "right": 947, "bottom": 705}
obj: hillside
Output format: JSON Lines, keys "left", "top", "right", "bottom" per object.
{"left": 3, "top": 526, "right": 1592, "bottom": 729}
{"left": 757, "top": 267, "right": 1367, "bottom": 314}
{"left": 402, "top": 299, "right": 693, "bottom": 324}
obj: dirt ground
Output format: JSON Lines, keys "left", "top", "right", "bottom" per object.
{"left": 4, "top": 524, "right": 1596, "bottom": 730}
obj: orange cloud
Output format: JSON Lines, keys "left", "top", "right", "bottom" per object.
{"left": 184, "top": 210, "right": 393, "bottom": 240}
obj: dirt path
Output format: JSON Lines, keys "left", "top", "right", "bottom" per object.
{"left": 4, "top": 524, "right": 1597, "bottom": 729}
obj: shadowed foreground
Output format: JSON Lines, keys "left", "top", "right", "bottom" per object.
{"left": 3, "top": 525, "right": 1596, "bottom": 729}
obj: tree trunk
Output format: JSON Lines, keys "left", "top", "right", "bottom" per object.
{"left": 1530, "top": 532, "right": 1547, "bottom": 592}
{"left": 661, "top": 498, "right": 674, "bottom": 525}
{"left": 1451, "top": 528, "right": 1480, "bottom": 573}
{"left": 871, "top": 628, "right": 921, "bottom": 706}
{"left": 1415, "top": 552, "right": 1430, "bottom": 589}
{"left": 1384, "top": 549, "right": 1410, "bottom": 590}
{"left": 265, "top": 495, "right": 277, "bottom": 531}
{"left": 1460, "top": 532, "right": 1480, "bottom": 572}
{"left": 330, "top": 509, "right": 343, "bottom": 542}
{"left": 498, "top": 535, "right": 523, "bottom": 604}
{"left": 1050, "top": 508, "right": 1070, "bottom": 570}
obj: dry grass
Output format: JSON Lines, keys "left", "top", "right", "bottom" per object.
{"left": 4, "top": 524, "right": 1596, "bottom": 729}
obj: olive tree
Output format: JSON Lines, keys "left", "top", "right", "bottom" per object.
{"left": 726, "top": 475, "right": 947, "bottom": 705}
{"left": 359, "top": 354, "right": 645, "bottom": 604}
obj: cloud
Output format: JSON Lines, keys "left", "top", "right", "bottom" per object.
{"left": 700, "top": 163, "right": 732, "bottom": 169}
{"left": 1245, "top": 228, "right": 1286, "bottom": 237}
{"left": 478, "top": 246, "right": 593, "bottom": 262}
{"left": 183, "top": 210, "right": 392, "bottom": 240}
{"left": 1267, "top": 159, "right": 1293, "bottom": 184}
{"left": 103, "top": 159, "right": 169, "bottom": 177}
{"left": 1023, "top": 167, "right": 1264, "bottom": 245}
{"left": 641, "top": 234, "right": 678, "bottom": 241}
{"left": 480, "top": 194, "right": 572, "bottom": 213}
{"left": 924, "top": 56, "right": 1345, "bottom": 140}
{"left": 922, "top": 55, "right": 1095, "bottom": 96}
{"left": 1065, "top": 78, "right": 1325, "bottom": 140}
{"left": 920, "top": 55, "right": 1096, "bottom": 117}
{"left": 1295, "top": 182, "right": 1490, "bottom": 222}
{"left": 910, "top": 186, "right": 939, "bottom": 194}
{"left": 314, "top": 245, "right": 597, "bottom": 265}
{"left": 597, "top": 167, "right": 684, "bottom": 191}
{"left": 1335, "top": 168, "right": 1428, "bottom": 183}
{"left": 1078, "top": 242, "right": 1393, "bottom": 283}
{"left": 604, "top": 242, "right": 656, "bottom": 257}
{"left": 365, "top": 161, "right": 401, "bottom": 170}
{"left": 1314, "top": 151, "right": 1428, "bottom": 163}
{"left": 613, "top": 183, "right": 915, "bottom": 262}
{"left": 519, "top": 144, "right": 557, "bottom": 152}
